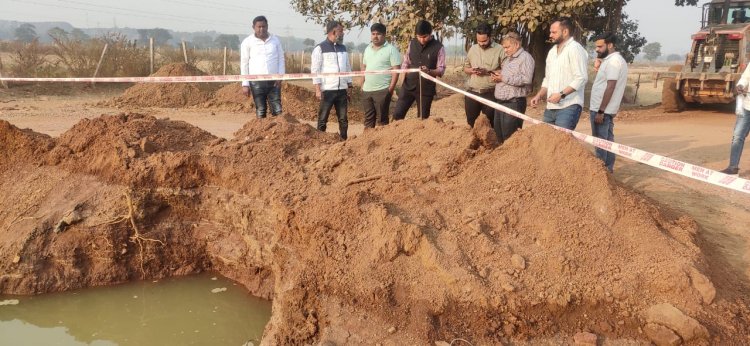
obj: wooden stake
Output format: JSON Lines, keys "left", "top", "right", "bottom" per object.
{"left": 633, "top": 73, "right": 641, "bottom": 104}
{"left": 223, "top": 46, "right": 228, "bottom": 75}
{"left": 91, "top": 43, "right": 109, "bottom": 86}
{"left": 182, "top": 41, "right": 188, "bottom": 64}
{"left": 0, "top": 56, "right": 8, "bottom": 89}
{"left": 149, "top": 37, "right": 154, "bottom": 75}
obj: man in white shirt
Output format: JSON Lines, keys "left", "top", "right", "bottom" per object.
{"left": 240, "top": 16, "right": 285, "bottom": 118}
{"left": 589, "top": 32, "right": 628, "bottom": 173}
{"left": 719, "top": 65, "right": 750, "bottom": 175}
{"left": 530, "top": 17, "right": 588, "bottom": 130}
{"left": 311, "top": 20, "right": 353, "bottom": 139}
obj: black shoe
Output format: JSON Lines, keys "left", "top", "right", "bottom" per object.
{"left": 719, "top": 167, "right": 739, "bottom": 175}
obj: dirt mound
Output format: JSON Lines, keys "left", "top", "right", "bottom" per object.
{"left": 1, "top": 116, "right": 748, "bottom": 345}
{"left": 205, "top": 83, "right": 365, "bottom": 122}
{"left": 0, "top": 120, "right": 54, "bottom": 170}
{"left": 46, "top": 113, "right": 218, "bottom": 188}
{"left": 203, "top": 83, "right": 253, "bottom": 112}
{"left": 149, "top": 63, "right": 206, "bottom": 77}
{"left": 108, "top": 63, "right": 218, "bottom": 108}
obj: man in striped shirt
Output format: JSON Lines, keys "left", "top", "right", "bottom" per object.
{"left": 491, "top": 32, "right": 534, "bottom": 143}
{"left": 530, "top": 17, "right": 588, "bottom": 130}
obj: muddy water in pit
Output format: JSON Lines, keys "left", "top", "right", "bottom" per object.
{"left": 0, "top": 273, "right": 271, "bottom": 346}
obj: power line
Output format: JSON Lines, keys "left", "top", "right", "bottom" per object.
{"left": 5, "top": 0, "right": 337, "bottom": 38}
{"left": 57, "top": 0, "right": 249, "bottom": 27}
{"left": 9, "top": 0, "right": 250, "bottom": 32}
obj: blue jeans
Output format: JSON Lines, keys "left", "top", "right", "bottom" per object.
{"left": 590, "top": 111, "right": 616, "bottom": 172}
{"left": 317, "top": 89, "right": 349, "bottom": 139}
{"left": 250, "top": 81, "right": 282, "bottom": 117}
{"left": 543, "top": 104, "right": 582, "bottom": 130}
{"left": 729, "top": 109, "right": 750, "bottom": 168}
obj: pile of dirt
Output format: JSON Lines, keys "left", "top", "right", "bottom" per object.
{"left": 205, "top": 83, "right": 365, "bottom": 122}
{"left": 46, "top": 113, "right": 218, "bottom": 188}
{"left": 107, "top": 63, "right": 219, "bottom": 108}
{"left": 0, "top": 120, "right": 54, "bottom": 169}
{"left": 1, "top": 114, "right": 748, "bottom": 345}
{"left": 203, "top": 83, "right": 252, "bottom": 112}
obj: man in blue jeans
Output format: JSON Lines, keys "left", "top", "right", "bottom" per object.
{"left": 720, "top": 64, "right": 750, "bottom": 175}
{"left": 240, "top": 16, "right": 285, "bottom": 118}
{"left": 589, "top": 32, "right": 628, "bottom": 172}
{"left": 530, "top": 17, "right": 588, "bottom": 130}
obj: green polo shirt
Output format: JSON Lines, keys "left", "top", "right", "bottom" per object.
{"left": 362, "top": 42, "right": 402, "bottom": 92}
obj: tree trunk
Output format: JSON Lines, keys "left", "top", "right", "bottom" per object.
{"left": 608, "top": 0, "right": 624, "bottom": 31}
{"left": 528, "top": 29, "right": 550, "bottom": 89}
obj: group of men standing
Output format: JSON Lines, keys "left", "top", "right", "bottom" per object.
{"left": 310, "top": 19, "right": 448, "bottom": 139}
{"left": 464, "top": 17, "right": 628, "bottom": 172}
{"left": 240, "top": 15, "right": 631, "bottom": 172}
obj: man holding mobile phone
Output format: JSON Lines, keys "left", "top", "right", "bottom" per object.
{"left": 463, "top": 23, "right": 504, "bottom": 128}
{"left": 491, "top": 31, "right": 534, "bottom": 143}
{"left": 393, "top": 20, "right": 446, "bottom": 120}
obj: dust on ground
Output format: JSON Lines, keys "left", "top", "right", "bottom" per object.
{"left": 1, "top": 112, "right": 749, "bottom": 345}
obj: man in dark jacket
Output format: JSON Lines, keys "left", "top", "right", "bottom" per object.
{"left": 393, "top": 20, "right": 446, "bottom": 120}
{"left": 311, "top": 21, "right": 353, "bottom": 139}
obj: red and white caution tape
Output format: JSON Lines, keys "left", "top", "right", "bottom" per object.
{"left": 0, "top": 69, "right": 419, "bottom": 83}
{"left": 420, "top": 71, "right": 750, "bottom": 194}
{"left": 2, "top": 67, "right": 747, "bottom": 194}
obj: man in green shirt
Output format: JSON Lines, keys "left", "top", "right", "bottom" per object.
{"left": 361, "top": 23, "right": 402, "bottom": 128}
{"left": 463, "top": 23, "right": 504, "bottom": 128}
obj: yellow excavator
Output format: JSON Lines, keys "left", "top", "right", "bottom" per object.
{"left": 657, "top": 0, "right": 750, "bottom": 111}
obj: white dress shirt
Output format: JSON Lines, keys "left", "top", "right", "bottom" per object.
{"left": 541, "top": 37, "right": 589, "bottom": 109}
{"left": 240, "top": 33, "right": 285, "bottom": 87}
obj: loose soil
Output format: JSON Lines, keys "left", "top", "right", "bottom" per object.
{"left": 107, "top": 63, "right": 364, "bottom": 122}
{"left": 1, "top": 112, "right": 749, "bottom": 345}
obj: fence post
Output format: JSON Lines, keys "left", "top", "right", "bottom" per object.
{"left": 0, "top": 56, "right": 7, "bottom": 89}
{"left": 182, "top": 41, "right": 189, "bottom": 64}
{"left": 223, "top": 46, "right": 228, "bottom": 75}
{"left": 149, "top": 37, "right": 154, "bottom": 75}
{"left": 633, "top": 73, "right": 641, "bottom": 104}
{"left": 91, "top": 43, "right": 109, "bottom": 86}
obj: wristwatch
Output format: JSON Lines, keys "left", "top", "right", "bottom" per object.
{"left": 597, "top": 109, "right": 605, "bottom": 115}
{"left": 559, "top": 91, "right": 567, "bottom": 99}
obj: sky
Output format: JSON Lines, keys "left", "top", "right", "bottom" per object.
{"left": 0, "top": 0, "right": 707, "bottom": 54}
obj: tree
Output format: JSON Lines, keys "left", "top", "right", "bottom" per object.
{"left": 137, "top": 28, "right": 173, "bottom": 46}
{"left": 289, "top": 0, "right": 644, "bottom": 86}
{"left": 586, "top": 12, "right": 646, "bottom": 63}
{"left": 191, "top": 34, "right": 214, "bottom": 49}
{"left": 214, "top": 34, "right": 240, "bottom": 50}
{"left": 667, "top": 53, "right": 684, "bottom": 62}
{"left": 643, "top": 42, "right": 662, "bottom": 61}
{"left": 14, "top": 23, "right": 38, "bottom": 43}
{"left": 71, "top": 28, "right": 90, "bottom": 41}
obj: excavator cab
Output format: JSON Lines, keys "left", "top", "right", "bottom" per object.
{"left": 659, "top": 0, "right": 750, "bottom": 111}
